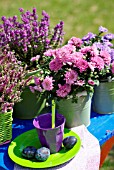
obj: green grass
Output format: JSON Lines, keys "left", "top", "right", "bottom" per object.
{"left": 1, "top": 0, "right": 114, "bottom": 43}
{"left": 100, "top": 146, "right": 114, "bottom": 170}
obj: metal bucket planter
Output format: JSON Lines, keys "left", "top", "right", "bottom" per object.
{"left": 57, "top": 93, "right": 91, "bottom": 128}
{"left": 13, "top": 86, "right": 47, "bottom": 119}
{"left": 33, "top": 113, "right": 65, "bottom": 153}
{"left": 92, "top": 81, "right": 114, "bottom": 114}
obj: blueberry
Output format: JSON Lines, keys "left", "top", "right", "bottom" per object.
{"left": 35, "top": 147, "right": 50, "bottom": 162}
{"left": 22, "top": 146, "right": 37, "bottom": 159}
{"left": 63, "top": 136, "right": 77, "bottom": 149}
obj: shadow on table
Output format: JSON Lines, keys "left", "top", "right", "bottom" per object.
{"left": 1, "top": 118, "right": 34, "bottom": 170}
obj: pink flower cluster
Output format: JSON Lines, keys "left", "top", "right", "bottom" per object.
{"left": 30, "top": 33, "right": 114, "bottom": 102}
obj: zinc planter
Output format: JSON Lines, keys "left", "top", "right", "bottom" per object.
{"left": 57, "top": 93, "right": 91, "bottom": 128}
{"left": 33, "top": 113, "right": 65, "bottom": 153}
{"left": 0, "top": 111, "right": 12, "bottom": 145}
{"left": 13, "top": 86, "right": 47, "bottom": 119}
{"left": 92, "top": 81, "right": 114, "bottom": 114}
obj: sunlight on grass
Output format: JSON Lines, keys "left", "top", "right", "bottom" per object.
{"left": 0, "top": 0, "right": 114, "bottom": 43}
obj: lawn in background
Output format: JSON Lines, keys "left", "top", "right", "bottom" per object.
{"left": 0, "top": 0, "right": 114, "bottom": 43}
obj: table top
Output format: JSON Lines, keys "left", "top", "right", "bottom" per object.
{"left": 0, "top": 110, "right": 114, "bottom": 170}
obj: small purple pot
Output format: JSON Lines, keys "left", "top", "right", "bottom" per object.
{"left": 33, "top": 113, "right": 65, "bottom": 153}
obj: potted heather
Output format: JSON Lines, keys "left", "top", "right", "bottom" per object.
{"left": 0, "top": 8, "right": 64, "bottom": 119}
{"left": 29, "top": 35, "right": 105, "bottom": 128}
{"left": 82, "top": 26, "right": 114, "bottom": 114}
{"left": 0, "top": 50, "right": 30, "bottom": 145}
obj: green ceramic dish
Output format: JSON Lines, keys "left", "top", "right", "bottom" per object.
{"left": 8, "top": 128, "right": 81, "bottom": 169}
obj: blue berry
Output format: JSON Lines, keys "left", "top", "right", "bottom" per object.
{"left": 63, "top": 136, "right": 77, "bottom": 149}
{"left": 22, "top": 146, "right": 37, "bottom": 159}
{"left": 35, "top": 147, "right": 50, "bottom": 161}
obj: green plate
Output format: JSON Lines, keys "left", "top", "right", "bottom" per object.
{"left": 8, "top": 128, "right": 81, "bottom": 169}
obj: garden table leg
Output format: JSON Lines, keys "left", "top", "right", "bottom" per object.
{"left": 100, "top": 136, "right": 114, "bottom": 167}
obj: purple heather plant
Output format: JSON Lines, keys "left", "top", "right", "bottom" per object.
{"left": 0, "top": 50, "right": 31, "bottom": 113}
{"left": 0, "top": 8, "right": 64, "bottom": 70}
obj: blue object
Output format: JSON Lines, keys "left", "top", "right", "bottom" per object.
{"left": 0, "top": 111, "right": 114, "bottom": 170}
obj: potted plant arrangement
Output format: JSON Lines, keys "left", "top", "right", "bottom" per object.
{"left": 29, "top": 34, "right": 106, "bottom": 128}
{"left": 0, "top": 8, "right": 64, "bottom": 119}
{"left": 82, "top": 26, "right": 114, "bottom": 114}
{"left": 0, "top": 50, "right": 30, "bottom": 145}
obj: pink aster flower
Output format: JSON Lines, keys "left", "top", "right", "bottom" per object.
{"left": 75, "top": 80, "right": 85, "bottom": 86}
{"left": 30, "top": 55, "right": 40, "bottom": 62}
{"left": 99, "top": 50, "right": 111, "bottom": 65}
{"left": 68, "top": 37, "right": 83, "bottom": 47}
{"left": 42, "top": 76, "right": 54, "bottom": 91}
{"left": 88, "top": 79, "right": 95, "bottom": 85}
{"left": 64, "top": 70, "right": 78, "bottom": 85}
{"left": 56, "top": 84, "right": 71, "bottom": 98}
{"left": 88, "top": 62, "right": 96, "bottom": 71}
{"left": 49, "top": 58, "right": 63, "bottom": 71}
{"left": 76, "top": 59, "right": 88, "bottom": 72}
{"left": 34, "top": 85, "right": 43, "bottom": 92}
{"left": 91, "top": 56, "right": 104, "bottom": 70}
{"left": 80, "top": 45, "right": 98, "bottom": 57}
{"left": 70, "top": 52, "right": 83, "bottom": 65}
{"left": 61, "top": 44, "right": 75, "bottom": 54}
{"left": 44, "top": 49, "right": 57, "bottom": 56}
{"left": 34, "top": 77, "right": 41, "bottom": 85}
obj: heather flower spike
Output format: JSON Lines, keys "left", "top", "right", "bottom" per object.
{"left": 0, "top": 51, "right": 31, "bottom": 113}
{"left": 0, "top": 8, "right": 64, "bottom": 70}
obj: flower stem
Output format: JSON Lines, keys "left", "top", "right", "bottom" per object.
{"left": 52, "top": 99, "right": 55, "bottom": 128}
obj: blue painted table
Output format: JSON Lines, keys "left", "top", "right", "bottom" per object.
{"left": 0, "top": 110, "right": 114, "bottom": 170}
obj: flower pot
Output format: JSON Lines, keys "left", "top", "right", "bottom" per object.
{"left": 92, "top": 81, "right": 114, "bottom": 114}
{"left": 57, "top": 93, "right": 91, "bottom": 128}
{"left": 13, "top": 86, "right": 47, "bottom": 119}
{"left": 33, "top": 113, "right": 65, "bottom": 153}
{"left": 0, "top": 111, "right": 12, "bottom": 145}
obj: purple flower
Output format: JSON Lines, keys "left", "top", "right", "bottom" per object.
{"left": 82, "top": 32, "right": 96, "bottom": 41}
{"left": 103, "top": 34, "right": 114, "bottom": 40}
{"left": 42, "top": 76, "right": 54, "bottom": 91}
{"left": 19, "top": 8, "right": 24, "bottom": 12}
{"left": 99, "top": 26, "right": 108, "bottom": 33}
{"left": 0, "top": 8, "right": 64, "bottom": 70}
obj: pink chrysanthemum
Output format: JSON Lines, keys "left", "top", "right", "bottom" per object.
{"left": 56, "top": 84, "right": 71, "bottom": 98}
{"left": 100, "top": 50, "right": 111, "bottom": 65}
{"left": 75, "top": 80, "right": 85, "bottom": 86}
{"left": 44, "top": 49, "right": 57, "bottom": 56}
{"left": 34, "top": 77, "right": 41, "bottom": 85}
{"left": 88, "top": 79, "right": 95, "bottom": 85}
{"left": 76, "top": 59, "right": 88, "bottom": 72}
{"left": 80, "top": 45, "right": 98, "bottom": 57}
{"left": 34, "top": 86, "right": 43, "bottom": 92}
{"left": 91, "top": 56, "right": 104, "bottom": 70}
{"left": 49, "top": 58, "right": 63, "bottom": 71}
{"left": 88, "top": 62, "right": 96, "bottom": 71}
{"left": 64, "top": 70, "right": 78, "bottom": 85}
{"left": 42, "top": 76, "right": 54, "bottom": 91}
{"left": 68, "top": 37, "right": 83, "bottom": 47}
{"left": 30, "top": 55, "right": 40, "bottom": 62}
